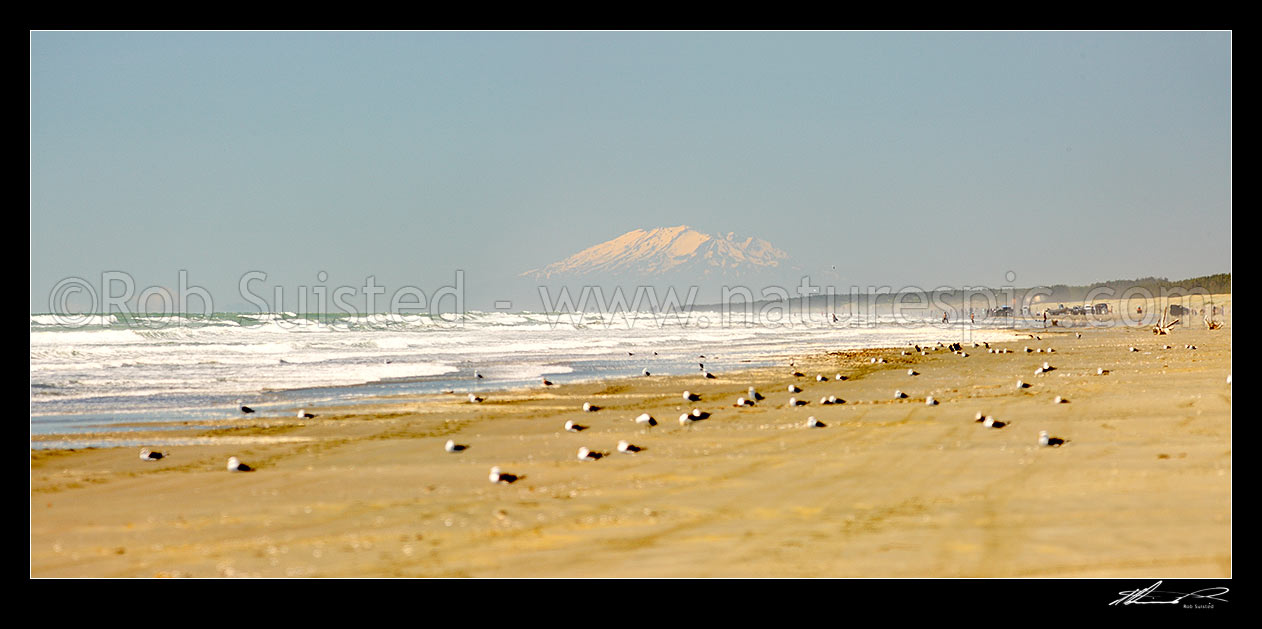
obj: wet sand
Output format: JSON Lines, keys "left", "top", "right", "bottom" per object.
{"left": 31, "top": 319, "right": 1231, "bottom": 577}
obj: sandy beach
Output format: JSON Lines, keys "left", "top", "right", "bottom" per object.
{"left": 30, "top": 317, "right": 1231, "bottom": 578}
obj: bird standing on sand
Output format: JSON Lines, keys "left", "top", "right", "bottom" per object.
{"left": 564, "top": 420, "right": 586, "bottom": 432}
{"left": 139, "top": 448, "right": 164, "bottom": 461}
{"left": 806, "top": 416, "right": 825, "bottom": 428}
{"left": 542, "top": 378, "right": 554, "bottom": 386}
{"left": 635, "top": 413, "right": 658, "bottom": 428}
{"left": 468, "top": 394, "right": 483, "bottom": 403}
{"left": 894, "top": 390, "right": 907, "bottom": 399}
{"left": 617, "top": 440, "right": 643, "bottom": 453}
{"left": 298, "top": 409, "right": 316, "bottom": 419}
{"left": 788, "top": 384, "right": 801, "bottom": 393}
{"left": 926, "top": 396, "right": 938, "bottom": 406}
{"left": 226, "top": 456, "right": 253, "bottom": 472}
{"left": 748, "top": 387, "right": 765, "bottom": 400}
{"left": 445, "top": 439, "right": 467, "bottom": 452}
{"left": 1038, "top": 431, "right": 1065, "bottom": 447}
{"left": 683, "top": 390, "right": 700, "bottom": 402}
{"left": 977, "top": 416, "right": 1006, "bottom": 429}
{"left": 583, "top": 402, "right": 599, "bottom": 412}
{"left": 474, "top": 370, "right": 483, "bottom": 379}
{"left": 237, "top": 400, "right": 254, "bottom": 414}
{"left": 577, "top": 447, "right": 604, "bottom": 461}
{"left": 489, "top": 466, "right": 518, "bottom": 483}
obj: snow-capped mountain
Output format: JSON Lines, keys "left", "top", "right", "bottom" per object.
{"left": 522, "top": 226, "right": 790, "bottom": 281}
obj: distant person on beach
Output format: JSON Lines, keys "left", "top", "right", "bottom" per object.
{"left": 970, "top": 313, "right": 975, "bottom": 324}
{"left": 1043, "top": 311, "right": 1048, "bottom": 326}
{"left": 942, "top": 312, "right": 948, "bottom": 324}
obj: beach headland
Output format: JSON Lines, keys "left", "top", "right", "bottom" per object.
{"left": 31, "top": 318, "right": 1231, "bottom": 578}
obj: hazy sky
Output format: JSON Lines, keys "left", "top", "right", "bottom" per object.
{"left": 30, "top": 31, "right": 1231, "bottom": 312}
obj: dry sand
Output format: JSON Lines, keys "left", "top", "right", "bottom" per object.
{"left": 31, "top": 319, "right": 1231, "bottom": 578}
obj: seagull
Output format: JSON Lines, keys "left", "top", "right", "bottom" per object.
{"left": 819, "top": 396, "right": 832, "bottom": 405}
{"left": 298, "top": 409, "right": 316, "bottom": 419}
{"left": 617, "top": 440, "right": 643, "bottom": 453}
{"left": 138, "top": 448, "right": 165, "bottom": 461}
{"left": 226, "top": 456, "right": 253, "bottom": 472}
{"left": 691, "top": 409, "right": 710, "bottom": 419}
{"left": 907, "top": 369, "right": 918, "bottom": 376}
{"left": 489, "top": 466, "right": 519, "bottom": 484}
{"left": 704, "top": 372, "right": 716, "bottom": 379}
{"left": 787, "top": 384, "right": 801, "bottom": 393}
{"left": 926, "top": 396, "right": 938, "bottom": 406}
{"left": 1098, "top": 368, "right": 1110, "bottom": 375}
{"left": 642, "top": 368, "right": 651, "bottom": 377}
{"left": 679, "top": 413, "right": 696, "bottom": 426}
{"left": 444, "top": 439, "right": 468, "bottom": 452}
{"left": 835, "top": 374, "right": 847, "bottom": 381}
{"left": 1038, "top": 431, "right": 1065, "bottom": 447}
{"left": 564, "top": 420, "right": 586, "bottom": 432}
{"left": 237, "top": 400, "right": 255, "bottom": 414}
{"left": 542, "top": 378, "right": 554, "bottom": 386}
{"left": 577, "top": 447, "right": 605, "bottom": 461}
{"left": 791, "top": 371, "right": 804, "bottom": 377}
{"left": 748, "top": 387, "right": 765, "bottom": 401}
{"left": 1053, "top": 396, "right": 1067, "bottom": 404}
{"left": 583, "top": 402, "right": 599, "bottom": 412}
{"left": 468, "top": 393, "right": 484, "bottom": 403}
{"left": 1024, "top": 347, "right": 1033, "bottom": 353}
{"left": 1076, "top": 333, "right": 1082, "bottom": 339}
{"left": 816, "top": 374, "right": 828, "bottom": 382}
{"left": 1129, "top": 347, "right": 1139, "bottom": 352}
{"left": 736, "top": 397, "right": 755, "bottom": 407}
{"left": 978, "top": 416, "right": 1007, "bottom": 429}
{"left": 787, "top": 397, "right": 806, "bottom": 407}
{"left": 894, "top": 390, "right": 907, "bottom": 399}
{"left": 806, "top": 416, "right": 825, "bottom": 428}
{"left": 1016, "top": 380, "right": 1029, "bottom": 389}
{"left": 635, "top": 413, "right": 658, "bottom": 428}
{"left": 474, "top": 370, "right": 483, "bottom": 379}
{"left": 683, "top": 390, "right": 700, "bottom": 402}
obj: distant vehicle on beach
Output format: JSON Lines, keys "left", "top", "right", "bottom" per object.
{"left": 1044, "top": 303, "right": 1111, "bottom": 316}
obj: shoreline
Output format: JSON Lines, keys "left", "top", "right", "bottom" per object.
{"left": 31, "top": 321, "right": 1231, "bottom": 577}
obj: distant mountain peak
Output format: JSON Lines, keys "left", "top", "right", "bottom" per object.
{"left": 522, "top": 226, "right": 789, "bottom": 280}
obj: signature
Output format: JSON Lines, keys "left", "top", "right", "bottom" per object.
{"left": 1110, "top": 581, "right": 1229, "bottom": 606}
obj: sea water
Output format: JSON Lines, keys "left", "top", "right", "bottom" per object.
{"left": 31, "top": 310, "right": 1015, "bottom": 445}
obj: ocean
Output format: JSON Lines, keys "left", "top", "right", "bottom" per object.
{"left": 31, "top": 310, "right": 1016, "bottom": 446}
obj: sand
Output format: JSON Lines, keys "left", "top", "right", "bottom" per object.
{"left": 30, "top": 318, "right": 1231, "bottom": 578}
